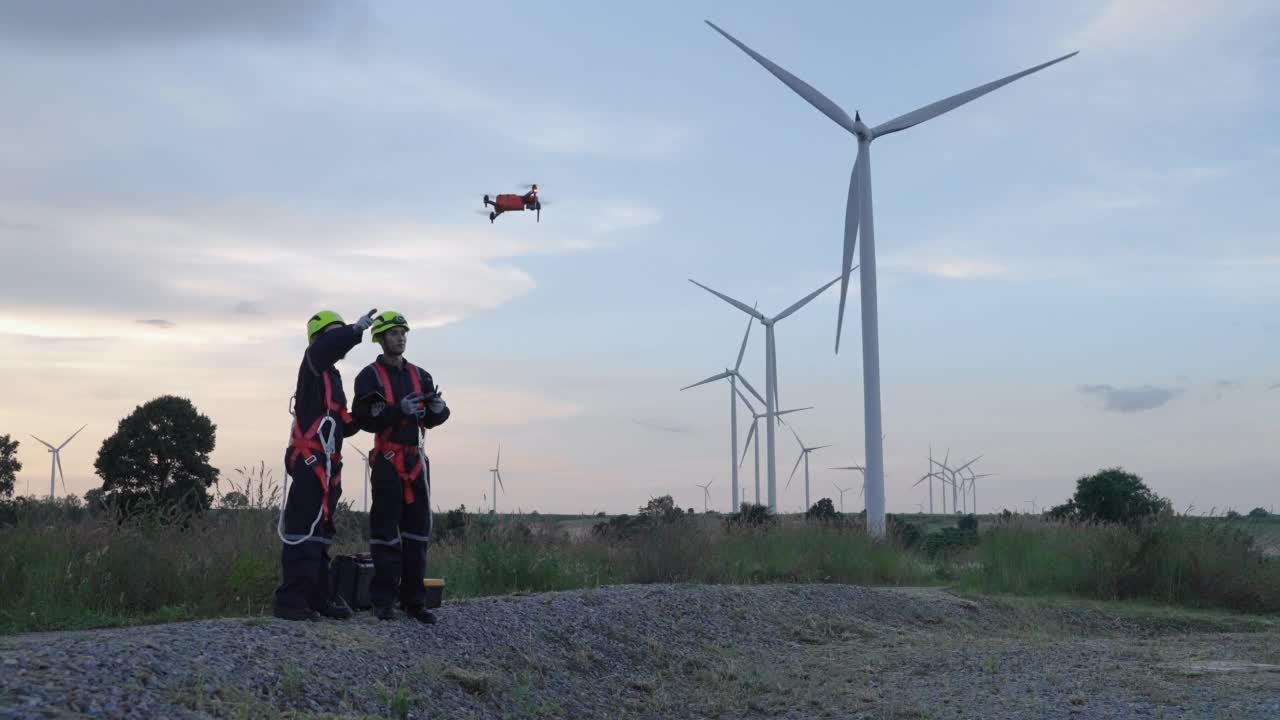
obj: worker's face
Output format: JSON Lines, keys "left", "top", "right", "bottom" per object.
{"left": 380, "top": 327, "right": 408, "bottom": 356}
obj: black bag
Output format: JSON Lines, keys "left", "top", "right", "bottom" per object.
{"left": 331, "top": 553, "right": 375, "bottom": 610}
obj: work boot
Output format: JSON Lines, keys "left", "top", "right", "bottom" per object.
{"left": 272, "top": 606, "right": 321, "bottom": 622}
{"left": 375, "top": 604, "right": 397, "bottom": 621}
{"left": 318, "top": 600, "right": 353, "bottom": 620}
{"left": 404, "top": 605, "right": 437, "bottom": 625}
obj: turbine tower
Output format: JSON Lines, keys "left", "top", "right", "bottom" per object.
{"left": 690, "top": 274, "right": 843, "bottom": 512}
{"left": 681, "top": 309, "right": 766, "bottom": 511}
{"left": 30, "top": 425, "right": 85, "bottom": 500}
{"left": 488, "top": 445, "right": 505, "bottom": 513}
{"left": 705, "top": 19, "right": 1077, "bottom": 537}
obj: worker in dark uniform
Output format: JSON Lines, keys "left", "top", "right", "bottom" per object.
{"left": 272, "top": 308, "right": 377, "bottom": 622}
{"left": 352, "top": 311, "right": 451, "bottom": 623}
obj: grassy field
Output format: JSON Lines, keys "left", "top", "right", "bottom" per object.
{"left": 2, "top": 496, "right": 1278, "bottom": 636}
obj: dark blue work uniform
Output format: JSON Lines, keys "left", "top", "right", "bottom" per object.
{"left": 271, "top": 324, "right": 361, "bottom": 619}
{"left": 352, "top": 357, "right": 450, "bottom": 612}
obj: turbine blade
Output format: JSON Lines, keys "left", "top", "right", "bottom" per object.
{"left": 809, "top": 444, "right": 833, "bottom": 452}
{"left": 733, "top": 385, "right": 758, "bottom": 416}
{"left": 872, "top": 51, "right": 1079, "bottom": 138}
{"left": 689, "top": 279, "right": 765, "bottom": 320}
{"left": 681, "top": 370, "right": 733, "bottom": 391}
{"left": 58, "top": 424, "right": 87, "bottom": 451}
{"left": 836, "top": 145, "right": 866, "bottom": 353}
{"left": 496, "top": 444, "right": 501, "bottom": 468}
{"left": 734, "top": 306, "right": 754, "bottom": 371}
{"left": 786, "top": 451, "right": 804, "bottom": 490}
{"left": 771, "top": 406, "right": 812, "bottom": 417}
{"left": 785, "top": 421, "right": 803, "bottom": 449}
{"left": 704, "top": 20, "right": 859, "bottom": 136}
{"left": 30, "top": 435, "right": 55, "bottom": 450}
{"left": 497, "top": 470, "right": 506, "bottom": 493}
{"left": 774, "top": 275, "right": 842, "bottom": 323}
{"left": 733, "top": 372, "right": 767, "bottom": 408}
{"left": 740, "top": 422, "right": 757, "bottom": 467}
{"left": 56, "top": 454, "right": 68, "bottom": 495}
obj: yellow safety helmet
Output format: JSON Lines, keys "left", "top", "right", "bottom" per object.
{"left": 370, "top": 310, "right": 410, "bottom": 342}
{"left": 307, "top": 310, "right": 345, "bottom": 343}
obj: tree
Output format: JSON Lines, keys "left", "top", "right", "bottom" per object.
{"left": 94, "top": 395, "right": 219, "bottom": 518}
{"left": 805, "top": 498, "right": 839, "bottom": 521}
{"left": 220, "top": 491, "right": 249, "bottom": 509}
{"left": 0, "top": 434, "right": 21, "bottom": 502}
{"left": 639, "top": 495, "right": 685, "bottom": 523}
{"left": 1248, "top": 507, "right": 1270, "bottom": 519}
{"left": 1057, "top": 467, "right": 1168, "bottom": 524}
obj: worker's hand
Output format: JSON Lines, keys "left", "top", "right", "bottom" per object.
{"left": 399, "top": 392, "right": 425, "bottom": 416}
{"left": 353, "top": 308, "right": 378, "bottom": 333}
{"left": 427, "top": 393, "right": 446, "bottom": 414}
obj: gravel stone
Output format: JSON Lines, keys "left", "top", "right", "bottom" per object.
{"left": 1, "top": 584, "right": 1277, "bottom": 719}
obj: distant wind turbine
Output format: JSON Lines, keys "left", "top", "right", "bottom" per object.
{"left": 681, "top": 309, "right": 766, "bottom": 511}
{"left": 489, "top": 445, "right": 505, "bottom": 513}
{"left": 734, "top": 385, "right": 811, "bottom": 506}
{"left": 696, "top": 479, "right": 714, "bottom": 513}
{"left": 353, "top": 446, "right": 372, "bottom": 512}
{"left": 784, "top": 423, "right": 831, "bottom": 511}
{"left": 30, "top": 425, "right": 85, "bottom": 500}
{"left": 705, "top": 19, "right": 1077, "bottom": 537}
{"left": 832, "top": 482, "right": 853, "bottom": 513}
{"left": 690, "top": 274, "right": 844, "bottom": 511}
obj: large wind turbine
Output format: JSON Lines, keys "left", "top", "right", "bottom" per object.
{"left": 691, "top": 274, "right": 843, "bottom": 511}
{"left": 681, "top": 309, "right": 766, "bottom": 511}
{"left": 489, "top": 445, "right": 505, "bottom": 513}
{"left": 705, "top": 20, "right": 1077, "bottom": 537}
{"left": 30, "top": 425, "right": 85, "bottom": 500}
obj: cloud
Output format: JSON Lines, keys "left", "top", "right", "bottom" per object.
{"left": 1268, "top": 382, "right": 1280, "bottom": 391}
{"left": 1205, "top": 379, "right": 1243, "bottom": 403}
{"left": 0, "top": 0, "right": 370, "bottom": 49}
{"left": 136, "top": 319, "right": 176, "bottom": 329}
{"left": 1078, "top": 384, "right": 1181, "bottom": 413}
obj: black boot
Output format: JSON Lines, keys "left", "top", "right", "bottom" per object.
{"left": 318, "top": 600, "right": 353, "bottom": 620}
{"left": 375, "top": 604, "right": 397, "bottom": 621}
{"left": 405, "top": 605, "right": 437, "bottom": 625}
{"left": 273, "top": 606, "right": 321, "bottom": 622}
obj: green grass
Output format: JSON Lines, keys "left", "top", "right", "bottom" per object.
{"left": 2, "top": 501, "right": 1278, "bottom": 635}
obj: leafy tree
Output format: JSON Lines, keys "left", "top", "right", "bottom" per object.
{"left": 639, "top": 495, "right": 685, "bottom": 523}
{"left": 1225, "top": 510, "right": 1242, "bottom": 520}
{"left": 1052, "top": 467, "right": 1169, "bottom": 524}
{"left": 0, "top": 434, "right": 21, "bottom": 502}
{"left": 1248, "top": 507, "right": 1269, "bottom": 519}
{"left": 805, "top": 498, "right": 839, "bottom": 521}
{"left": 93, "top": 395, "right": 219, "bottom": 518}
{"left": 220, "top": 491, "right": 250, "bottom": 509}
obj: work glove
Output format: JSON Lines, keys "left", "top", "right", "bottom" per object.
{"left": 399, "top": 392, "right": 426, "bottom": 416}
{"left": 427, "top": 392, "right": 446, "bottom": 414}
{"left": 353, "top": 308, "right": 378, "bottom": 333}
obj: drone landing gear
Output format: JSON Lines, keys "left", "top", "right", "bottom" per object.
{"left": 489, "top": 211, "right": 497, "bottom": 223}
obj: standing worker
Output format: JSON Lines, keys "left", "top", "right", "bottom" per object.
{"left": 272, "top": 308, "right": 378, "bottom": 621}
{"left": 352, "top": 311, "right": 451, "bottom": 623}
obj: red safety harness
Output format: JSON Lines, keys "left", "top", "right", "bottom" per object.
{"left": 286, "top": 371, "right": 351, "bottom": 521}
{"left": 371, "top": 361, "right": 424, "bottom": 504}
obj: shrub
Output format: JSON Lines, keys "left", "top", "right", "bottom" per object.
{"left": 805, "top": 498, "right": 839, "bottom": 522}
{"left": 1248, "top": 507, "right": 1269, "bottom": 519}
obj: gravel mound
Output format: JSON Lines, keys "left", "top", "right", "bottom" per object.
{"left": 2, "top": 584, "right": 1277, "bottom": 719}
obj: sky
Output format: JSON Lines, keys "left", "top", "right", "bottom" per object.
{"left": 1, "top": 0, "right": 1278, "bottom": 516}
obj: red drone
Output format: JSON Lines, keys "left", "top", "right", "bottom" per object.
{"left": 483, "top": 184, "right": 545, "bottom": 223}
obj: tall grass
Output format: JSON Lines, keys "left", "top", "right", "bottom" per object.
{"left": 1, "top": 502, "right": 1277, "bottom": 635}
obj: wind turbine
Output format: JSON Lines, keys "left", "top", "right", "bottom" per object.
{"left": 705, "top": 20, "right": 1077, "bottom": 537}
{"left": 832, "top": 482, "right": 852, "bottom": 513}
{"left": 696, "top": 479, "right": 714, "bottom": 512}
{"left": 30, "top": 425, "right": 85, "bottom": 500}
{"left": 784, "top": 423, "right": 831, "bottom": 511}
{"left": 488, "top": 445, "right": 505, "bottom": 513}
{"left": 734, "top": 384, "right": 810, "bottom": 507}
{"left": 681, "top": 309, "right": 766, "bottom": 512}
{"left": 690, "top": 274, "right": 844, "bottom": 511}
{"left": 353, "top": 446, "right": 372, "bottom": 512}
{"left": 830, "top": 464, "right": 866, "bottom": 510}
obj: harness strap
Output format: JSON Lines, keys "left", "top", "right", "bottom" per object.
{"left": 369, "top": 360, "right": 425, "bottom": 505}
